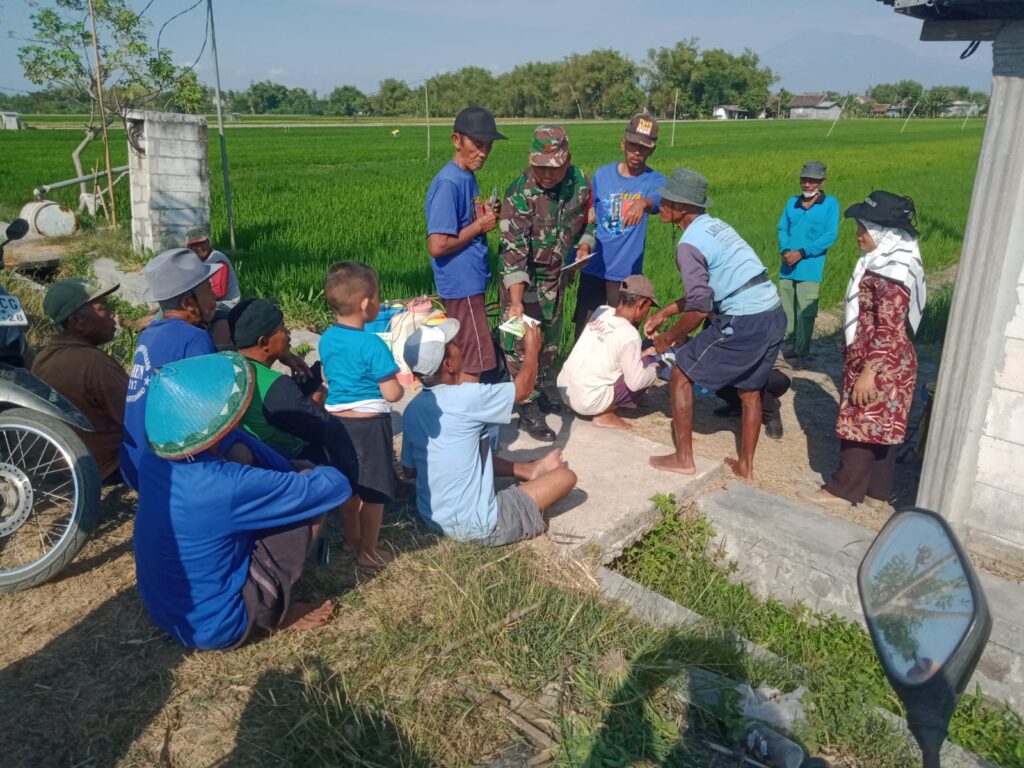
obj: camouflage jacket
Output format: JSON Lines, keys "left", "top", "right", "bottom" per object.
{"left": 498, "top": 165, "right": 595, "bottom": 288}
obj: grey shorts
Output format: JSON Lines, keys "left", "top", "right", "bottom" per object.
{"left": 483, "top": 486, "right": 545, "bottom": 547}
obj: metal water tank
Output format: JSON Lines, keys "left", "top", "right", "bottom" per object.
{"left": 18, "top": 201, "right": 78, "bottom": 238}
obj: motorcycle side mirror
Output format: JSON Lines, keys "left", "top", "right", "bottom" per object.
{"left": 4, "top": 219, "right": 30, "bottom": 241}
{"left": 858, "top": 508, "right": 992, "bottom": 768}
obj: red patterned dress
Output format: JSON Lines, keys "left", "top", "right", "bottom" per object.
{"left": 836, "top": 273, "right": 917, "bottom": 445}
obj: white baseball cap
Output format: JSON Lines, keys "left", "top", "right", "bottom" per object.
{"left": 403, "top": 319, "right": 461, "bottom": 376}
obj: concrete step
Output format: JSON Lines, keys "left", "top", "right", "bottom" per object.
{"left": 697, "top": 481, "right": 1024, "bottom": 710}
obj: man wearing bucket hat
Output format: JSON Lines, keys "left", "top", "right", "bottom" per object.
{"left": 400, "top": 317, "right": 576, "bottom": 546}
{"left": 32, "top": 278, "right": 128, "bottom": 483}
{"left": 425, "top": 106, "right": 507, "bottom": 381}
{"left": 133, "top": 351, "right": 352, "bottom": 651}
{"left": 776, "top": 160, "right": 840, "bottom": 368}
{"left": 644, "top": 168, "right": 786, "bottom": 480}
{"left": 121, "top": 249, "right": 291, "bottom": 490}
{"left": 499, "top": 124, "right": 595, "bottom": 442}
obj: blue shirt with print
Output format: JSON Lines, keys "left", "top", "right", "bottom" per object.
{"left": 320, "top": 323, "right": 399, "bottom": 407}
{"left": 777, "top": 193, "right": 840, "bottom": 283}
{"left": 425, "top": 160, "right": 490, "bottom": 298}
{"left": 584, "top": 163, "right": 666, "bottom": 282}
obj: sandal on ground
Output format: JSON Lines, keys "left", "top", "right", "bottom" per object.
{"left": 797, "top": 487, "right": 851, "bottom": 509}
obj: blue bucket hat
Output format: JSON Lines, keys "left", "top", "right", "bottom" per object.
{"left": 145, "top": 351, "right": 254, "bottom": 459}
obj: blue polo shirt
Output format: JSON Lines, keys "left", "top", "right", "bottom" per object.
{"left": 425, "top": 160, "right": 490, "bottom": 298}
{"left": 777, "top": 193, "right": 840, "bottom": 283}
{"left": 584, "top": 163, "right": 666, "bottom": 282}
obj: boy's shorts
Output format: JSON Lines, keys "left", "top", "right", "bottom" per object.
{"left": 331, "top": 412, "right": 396, "bottom": 504}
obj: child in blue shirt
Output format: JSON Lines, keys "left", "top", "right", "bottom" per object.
{"left": 319, "top": 261, "right": 404, "bottom": 567}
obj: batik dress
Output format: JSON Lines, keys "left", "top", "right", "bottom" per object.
{"left": 835, "top": 272, "right": 917, "bottom": 445}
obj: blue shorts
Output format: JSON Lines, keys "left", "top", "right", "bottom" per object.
{"left": 674, "top": 305, "right": 786, "bottom": 392}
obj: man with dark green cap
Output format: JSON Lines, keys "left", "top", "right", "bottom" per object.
{"left": 499, "top": 124, "right": 594, "bottom": 442}
{"left": 32, "top": 278, "right": 128, "bottom": 483}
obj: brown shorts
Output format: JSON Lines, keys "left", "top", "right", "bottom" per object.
{"left": 443, "top": 294, "right": 496, "bottom": 375}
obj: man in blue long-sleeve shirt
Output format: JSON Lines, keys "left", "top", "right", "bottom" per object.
{"left": 776, "top": 161, "right": 839, "bottom": 366}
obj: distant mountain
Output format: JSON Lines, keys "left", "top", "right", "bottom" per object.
{"left": 762, "top": 32, "right": 991, "bottom": 93}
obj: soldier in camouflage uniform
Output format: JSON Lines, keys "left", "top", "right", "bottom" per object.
{"left": 499, "top": 125, "right": 595, "bottom": 442}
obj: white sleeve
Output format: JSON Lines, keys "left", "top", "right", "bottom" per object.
{"left": 618, "top": 337, "right": 658, "bottom": 393}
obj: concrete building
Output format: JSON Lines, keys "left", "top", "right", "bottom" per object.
{"left": 125, "top": 110, "right": 210, "bottom": 254}
{"left": 941, "top": 100, "right": 982, "bottom": 117}
{"left": 713, "top": 105, "right": 749, "bottom": 120}
{"left": 1, "top": 112, "right": 22, "bottom": 130}
{"left": 789, "top": 94, "right": 842, "bottom": 120}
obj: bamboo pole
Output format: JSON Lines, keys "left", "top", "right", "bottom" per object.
{"left": 86, "top": 0, "right": 117, "bottom": 229}
{"left": 671, "top": 88, "right": 679, "bottom": 147}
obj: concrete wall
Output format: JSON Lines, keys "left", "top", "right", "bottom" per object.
{"left": 790, "top": 106, "right": 841, "bottom": 120}
{"left": 126, "top": 110, "right": 209, "bottom": 254}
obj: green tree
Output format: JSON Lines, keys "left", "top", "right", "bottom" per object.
{"left": 371, "top": 78, "right": 416, "bottom": 116}
{"left": 327, "top": 85, "right": 369, "bottom": 117}
{"left": 245, "top": 80, "right": 289, "bottom": 114}
{"left": 644, "top": 39, "right": 700, "bottom": 118}
{"left": 917, "top": 86, "right": 951, "bottom": 117}
{"left": 494, "top": 62, "right": 559, "bottom": 117}
{"left": 427, "top": 67, "right": 497, "bottom": 117}
{"left": 689, "top": 48, "right": 775, "bottom": 118}
{"left": 553, "top": 49, "right": 644, "bottom": 119}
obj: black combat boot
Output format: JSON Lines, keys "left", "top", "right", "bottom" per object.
{"left": 518, "top": 400, "right": 556, "bottom": 442}
{"left": 763, "top": 412, "right": 784, "bottom": 440}
{"left": 536, "top": 390, "right": 563, "bottom": 415}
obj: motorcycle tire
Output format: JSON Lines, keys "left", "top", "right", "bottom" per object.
{"left": 0, "top": 407, "right": 101, "bottom": 592}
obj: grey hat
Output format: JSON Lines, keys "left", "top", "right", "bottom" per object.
{"left": 801, "top": 161, "right": 827, "bottom": 180}
{"left": 403, "top": 319, "right": 461, "bottom": 377}
{"left": 144, "top": 248, "right": 223, "bottom": 302}
{"left": 43, "top": 278, "right": 119, "bottom": 327}
{"left": 657, "top": 168, "right": 712, "bottom": 209}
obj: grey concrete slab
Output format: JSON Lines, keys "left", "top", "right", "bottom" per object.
{"left": 698, "top": 481, "right": 1024, "bottom": 710}
{"left": 93, "top": 257, "right": 151, "bottom": 306}
{"left": 498, "top": 412, "right": 725, "bottom": 563}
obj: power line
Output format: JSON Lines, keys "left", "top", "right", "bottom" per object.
{"left": 156, "top": 0, "right": 204, "bottom": 55}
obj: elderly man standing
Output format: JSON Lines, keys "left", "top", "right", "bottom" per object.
{"left": 645, "top": 169, "right": 786, "bottom": 480}
{"left": 425, "top": 106, "right": 507, "bottom": 382}
{"left": 499, "top": 125, "right": 594, "bottom": 441}
{"left": 32, "top": 278, "right": 128, "bottom": 483}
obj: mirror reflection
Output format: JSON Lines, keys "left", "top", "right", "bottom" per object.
{"left": 5, "top": 219, "right": 29, "bottom": 240}
{"left": 861, "top": 511, "right": 974, "bottom": 685}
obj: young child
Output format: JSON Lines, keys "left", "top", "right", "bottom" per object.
{"left": 319, "top": 261, "right": 404, "bottom": 567}
{"left": 557, "top": 275, "right": 661, "bottom": 430}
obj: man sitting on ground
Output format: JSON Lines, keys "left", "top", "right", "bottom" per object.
{"left": 401, "top": 319, "right": 576, "bottom": 546}
{"left": 32, "top": 278, "right": 128, "bottom": 484}
{"left": 557, "top": 275, "right": 661, "bottom": 430}
{"left": 134, "top": 351, "right": 351, "bottom": 651}
{"left": 185, "top": 227, "right": 241, "bottom": 348}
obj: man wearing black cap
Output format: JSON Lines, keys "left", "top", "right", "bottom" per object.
{"left": 425, "top": 105, "right": 507, "bottom": 382}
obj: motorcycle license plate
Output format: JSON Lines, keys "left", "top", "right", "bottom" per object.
{"left": 0, "top": 294, "right": 28, "bottom": 327}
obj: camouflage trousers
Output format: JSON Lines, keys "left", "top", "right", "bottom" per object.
{"left": 499, "top": 269, "right": 564, "bottom": 402}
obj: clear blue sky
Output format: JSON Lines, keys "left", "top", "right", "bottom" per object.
{"left": 0, "top": 0, "right": 993, "bottom": 97}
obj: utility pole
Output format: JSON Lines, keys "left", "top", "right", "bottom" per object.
{"left": 425, "top": 79, "right": 430, "bottom": 161}
{"left": 86, "top": 0, "right": 117, "bottom": 229}
{"left": 208, "top": 0, "right": 236, "bottom": 250}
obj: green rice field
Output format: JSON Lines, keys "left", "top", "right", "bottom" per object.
{"left": 1, "top": 119, "right": 984, "bottom": 339}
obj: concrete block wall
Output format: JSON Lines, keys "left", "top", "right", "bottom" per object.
{"left": 126, "top": 110, "right": 209, "bottom": 254}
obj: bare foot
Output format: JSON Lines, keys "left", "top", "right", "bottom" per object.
{"left": 592, "top": 411, "right": 632, "bottom": 430}
{"left": 527, "top": 448, "right": 565, "bottom": 479}
{"left": 342, "top": 541, "right": 359, "bottom": 555}
{"left": 649, "top": 453, "right": 696, "bottom": 475}
{"left": 724, "top": 456, "right": 752, "bottom": 480}
{"left": 357, "top": 547, "right": 396, "bottom": 569}
{"left": 278, "top": 599, "right": 332, "bottom": 631}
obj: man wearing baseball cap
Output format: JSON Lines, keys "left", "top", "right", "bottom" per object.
{"left": 574, "top": 114, "right": 666, "bottom": 340}
{"left": 499, "top": 124, "right": 595, "bottom": 441}
{"left": 400, "top": 317, "right": 576, "bottom": 547}
{"left": 425, "top": 105, "right": 507, "bottom": 382}
{"left": 558, "top": 275, "right": 662, "bottom": 430}
{"left": 645, "top": 168, "right": 786, "bottom": 481}
{"left": 121, "top": 249, "right": 291, "bottom": 490}
{"left": 185, "top": 227, "right": 241, "bottom": 348}
{"left": 32, "top": 278, "right": 128, "bottom": 483}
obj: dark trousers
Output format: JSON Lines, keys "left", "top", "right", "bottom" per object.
{"left": 824, "top": 440, "right": 897, "bottom": 504}
{"left": 716, "top": 369, "right": 792, "bottom": 423}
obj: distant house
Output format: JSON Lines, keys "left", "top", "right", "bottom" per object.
{"left": 789, "top": 94, "right": 841, "bottom": 120}
{"left": 713, "top": 105, "right": 749, "bottom": 120}
{"left": 885, "top": 100, "right": 911, "bottom": 118}
{"left": 942, "top": 100, "right": 981, "bottom": 118}
{"left": 1, "top": 112, "right": 22, "bottom": 130}
{"left": 870, "top": 103, "right": 891, "bottom": 118}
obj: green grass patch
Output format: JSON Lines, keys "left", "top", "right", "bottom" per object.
{"left": 616, "top": 495, "right": 1024, "bottom": 768}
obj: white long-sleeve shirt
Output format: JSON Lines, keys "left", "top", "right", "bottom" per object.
{"left": 557, "top": 306, "right": 658, "bottom": 415}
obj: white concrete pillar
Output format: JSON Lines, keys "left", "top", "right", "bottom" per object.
{"left": 917, "top": 21, "right": 1024, "bottom": 570}
{"left": 126, "top": 110, "right": 210, "bottom": 254}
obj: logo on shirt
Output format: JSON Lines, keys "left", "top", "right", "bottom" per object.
{"left": 601, "top": 192, "right": 644, "bottom": 234}
{"left": 125, "top": 345, "right": 152, "bottom": 403}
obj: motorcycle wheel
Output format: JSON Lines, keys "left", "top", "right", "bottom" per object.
{"left": 0, "top": 408, "right": 100, "bottom": 592}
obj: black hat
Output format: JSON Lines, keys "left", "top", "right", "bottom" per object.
{"left": 453, "top": 106, "right": 507, "bottom": 142}
{"left": 844, "top": 190, "right": 918, "bottom": 237}
{"left": 229, "top": 298, "right": 285, "bottom": 349}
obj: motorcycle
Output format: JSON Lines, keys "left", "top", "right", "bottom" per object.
{"left": 1, "top": 218, "right": 101, "bottom": 592}
{"left": 858, "top": 507, "right": 992, "bottom": 768}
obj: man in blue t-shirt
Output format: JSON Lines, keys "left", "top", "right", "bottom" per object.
{"left": 400, "top": 319, "right": 576, "bottom": 546}
{"left": 573, "top": 113, "right": 666, "bottom": 340}
{"left": 121, "top": 249, "right": 291, "bottom": 489}
{"left": 425, "top": 106, "right": 507, "bottom": 381}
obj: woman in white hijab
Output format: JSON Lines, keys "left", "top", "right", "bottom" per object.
{"left": 800, "top": 191, "right": 926, "bottom": 511}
